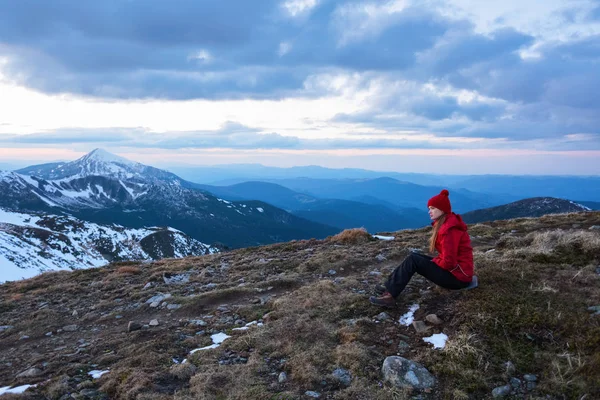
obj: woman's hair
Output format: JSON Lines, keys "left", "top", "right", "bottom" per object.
{"left": 429, "top": 214, "right": 447, "bottom": 253}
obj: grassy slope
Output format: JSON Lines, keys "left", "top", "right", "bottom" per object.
{"left": 0, "top": 212, "right": 599, "bottom": 399}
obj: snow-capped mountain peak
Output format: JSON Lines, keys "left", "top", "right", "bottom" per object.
{"left": 80, "top": 148, "right": 138, "bottom": 167}
{"left": 15, "top": 149, "right": 180, "bottom": 183}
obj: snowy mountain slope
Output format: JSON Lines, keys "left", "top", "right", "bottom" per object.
{"left": 1, "top": 149, "right": 338, "bottom": 248}
{"left": 0, "top": 208, "right": 218, "bottom": 283}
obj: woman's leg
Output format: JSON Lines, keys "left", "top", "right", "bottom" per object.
{"left": 385, "top": 253, "right": 468, "bottom": 297}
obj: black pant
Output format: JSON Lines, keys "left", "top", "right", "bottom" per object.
{"left": 385, "top": 252, "right": 469, "bottom": 298}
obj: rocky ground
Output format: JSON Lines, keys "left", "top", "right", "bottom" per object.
{"left": 1, "top": 212, "right": 600, "bottom": 399}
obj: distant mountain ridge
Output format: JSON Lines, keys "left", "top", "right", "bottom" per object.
{"left": 2, "top": 149, "right": 338, "bottom": 249}
{"left": 462, "top": 197, "right": 591, "bottom": 223}
{"left": 0, "top": 207, "right": 218, "bottom": 283}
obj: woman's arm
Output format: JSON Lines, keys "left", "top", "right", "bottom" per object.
{"left": 432, "top": 228, "right": 460, "bottom": 269}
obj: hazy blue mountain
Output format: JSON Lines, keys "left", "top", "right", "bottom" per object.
{"left": 166, "top": 164, "right": 600, "bottom": 202}
{"left": 576, "top": 200, "right": 600, "bottom": 210}
{"left": 246, "top": 177, "right": 510, "bottom": 213}
{"left": 193, "top": 181, "right": 429, "bottom": 232}
{"left": 450, "top": 176, "right": 600, "bottom": 202}
{"left": 462, "top": 197, "right": 591, "bottom": 223}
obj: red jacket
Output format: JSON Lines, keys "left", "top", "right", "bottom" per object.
{"left": 432, "top": 213, "right": 473, "bottom": 282}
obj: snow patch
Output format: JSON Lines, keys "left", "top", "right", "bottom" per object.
{"left": 0, "top": 384, "right": 36, "bottom": 395}
{"left": 399, "top": 304, "right": 420, "bottom": 326}
{"left": 88, "top": 370, "right": 110, "bottom": 379}
{"left": 373, "top": 235, "right": 394, "bottom": 240}
{"left": 189, "top": 332, "right": 231, "bottom": 353}
{"left": 423, "top": 333, "right": 448, "bottom": 349}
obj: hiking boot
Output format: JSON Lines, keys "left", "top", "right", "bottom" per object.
{"left": 374, "top": 284, "right": 387, "bottom": 296}
{"left": 369, "top": 291, "right": 396, "bottom": 308}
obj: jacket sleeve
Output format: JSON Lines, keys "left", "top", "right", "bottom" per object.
{"left": 432, "top": 228, "right": 460, "bottom": 270}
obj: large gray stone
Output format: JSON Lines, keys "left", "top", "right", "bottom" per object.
{"left": 332, "top": 368, "right": 352, "bottom": 387}
{"left": 382, "top": 356, "right": 436, "bottom": 390}
{"left": 492, "top": 384, "right": 512, "bottom": 398}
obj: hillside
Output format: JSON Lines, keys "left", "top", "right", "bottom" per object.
{"left": 1, "top": 212, "right": 599, "bottom": 399}
{"left": 462, "top": 197, "right": 591, "bottom": 224}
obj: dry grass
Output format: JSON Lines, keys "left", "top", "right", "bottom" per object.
{"left": 327, "top": 228, "right": 373, "bottom": 245}
{"left": 1, "top": 211, "right": 599, "bottom": 399}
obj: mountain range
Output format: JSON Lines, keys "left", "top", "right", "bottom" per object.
{"left": 1, "top": 149, "right": 598, "bottom": 282}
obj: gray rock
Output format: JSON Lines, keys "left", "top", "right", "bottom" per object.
{"left": 526, "top": 381, "right": 537, "bottom": 390}
{"left": 0, "top": 325, "right": 13, "bottom": 332}
{"left": 425, "top": 314, "right": 443, "bottom": 325}
{"left": 46, "top": 332, "right": 53, "bottom": 337}
{"left": 328, "top": 269, "right": 337, "bottom": 275}
{"left": 143, "top": 282, "right": 152, "bottom": 290}
{"left": 596, "top": 266, "right": 600, "bottom": 275}
{"left": 149, "top": 319, "right": 159, "bottom": 326}
{"left": 16, "top": 367, "right": 43, "bottom": 378}
{"left": 191, "top": 319, "right": 207, "bottom": 326}
{"left": 149, "top": 301, "right": 160, "bottom": 308}
{"left": 376, "top": 254, "right": 387, "bottom": 261}
{"left": 127, "top": 321, "right": 142, "bottom": 332}
{"left": 587, "top": 305, "right": 600, "bottom": 315}
{"left": 381, "top": 356, "right": 436, "bottom": 390}
{"left": 397, "top": 340, "right": 410, "bottom": 355}
{"left": 167, "top": 304, "right": 181, "bottom": 310}
{"left": 369, "top": 271, "right": 382, "bottom": 276}
{"left": 305, "top": 391, "right": 321, "bottom": 398}
{"left": 523, "top": 374, "right": 537, "bottom": 382}
{"left": 412, "top": 321, "right": 430, "bottom": 334}
{"left": 146, "top": 293, "right": 171, "bottom": 304}
{"left": 332, "top": 368, "right": 352, "bottom": 387}
{"left": 163, "top": 272, "right": 190, "bottom": 285}
{"left": 492, "top": 384, "right": 512, "bottom": 398}
{"left": 375, "top": 312, "right": 391, "bottom": 321}
{"left": 278, "top": 372, "right": 287, "bottom": 383}
{"left": 504, "top": 361, "right": 516, "bottom": 376}
{"left": 589, "top": 225, "right": 600, "bottom": 230}
{"left": 510, "top": 377, "right": 521, "bottom": 388}
{"left": 63, "top": 324, "right": 79, "bottom": 332}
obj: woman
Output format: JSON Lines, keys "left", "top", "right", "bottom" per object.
{"left": 370, "top": 189, "right": 474, "bottom": 307}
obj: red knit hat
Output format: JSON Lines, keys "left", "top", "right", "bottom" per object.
{"left": 427, "top": 189, "right": 451, "bottom": 214}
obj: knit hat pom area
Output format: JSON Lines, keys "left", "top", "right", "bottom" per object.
{"left": 427, "top": 189, "right": 452, "bottom": 214}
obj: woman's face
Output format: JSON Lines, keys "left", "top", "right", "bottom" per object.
{"left": 428, "top": 206, "right": 444, "bottom": 220}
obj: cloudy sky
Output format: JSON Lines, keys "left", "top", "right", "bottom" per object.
{"left": 0, "top": 0, "right": 599, "bottom": 174}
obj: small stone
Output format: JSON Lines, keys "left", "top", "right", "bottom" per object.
{"left": 369, "top": 271, "right": 382, "bottom": 276}
{"left": 46, "top": 332, "right": 53, "bottom": 337}
{"left": 510, "top": 377, "right": 521, "bottom": 388}
{"left": 63, "top": 324, "right": 79, "bottom": 332}
{"left": 167, "top": 304, "right": 181, "bottom": 310}
{"left": 382, "top": 356, "right": 436, "bottom": 390}
{"left": 328, "top": 269, "right": 337, "bottom": 275}
{"left": 150, "top": 301, "right": 160, "bottom": 308}
{"left": 305, "top": 391, "right": 321, "bottom": 398}
{"left": 149, "top": 319, "right": 159, "bottom": 326}
{"left": 412, "top": 321, "right": 430, "bottom": 334}
{"left": 72, "top": 310, "right": 79, "bottom": 317}
{"left": 375, "top": 312, "right": 391, "bottom": 321}
{"left": 191, "top": 319, "right": 207, "bottom": 326}
{"left": 505, "top": 361, "right": 516, "bottom": 376}
{"left": 492, "top": 384, "right": 512, "bottom": 398}
{"left": 526, "top": 381, "right": 537, "bottom": 390}
{"left": 332, "top": 368, "right": 352, "bottom": 387}
{"left": 278, "top": 372, "right": 287, "bottom": 383}
{"left": 0, "top": 325, "right": 13, "bottom": 332}
{"left": 397, "top": 340, "right": 410, "bottom": 355}
{"left": 376, "top": 254, "right": 386, "bottom": 261}
{"left": 143, "top": 282, "right": 152, "bottom": 290}
{"left": 523, "top": 374, "right": 537, "bottom": 382}
{"left": 250, "top": 298, "right": 261, "bottom": 304}
{"left": 589, "top": 225, "right": 600, "bottom": 230}
{"left": 425, "top": 314, "right": 443, "bottom": 325}
{"left": 127, "top": 321, "right": 142, "bottom": 332}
